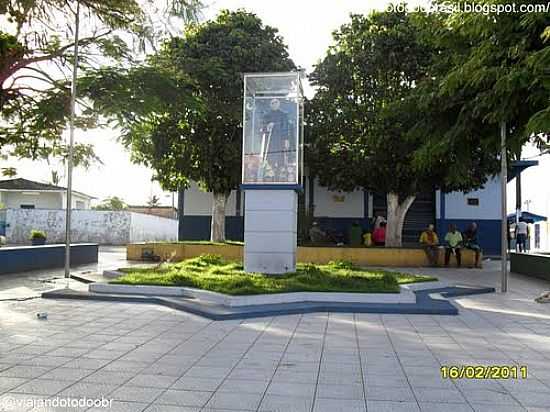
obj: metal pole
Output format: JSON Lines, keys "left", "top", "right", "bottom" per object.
{"left": 500, "top": 121, "right": 508, "bottom": 293}
{"left": 64, "top": 0, "right": 80, "bottom": 283}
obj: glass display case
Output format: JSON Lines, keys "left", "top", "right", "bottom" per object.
{"left": 242, "top": 72, "right": 304, "bottom": 186}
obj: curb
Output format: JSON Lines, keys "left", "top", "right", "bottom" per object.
{"left": 41, "top": 286, "right": 496, "bottom": 320}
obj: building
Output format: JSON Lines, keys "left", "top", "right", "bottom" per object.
{"left": 0, "top": 178, "right": 94, "bottom": 210}
{"left": 179, "top": 178, "right": 504, "bottom": 256}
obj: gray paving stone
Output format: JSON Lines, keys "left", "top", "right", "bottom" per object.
{"left": 511, "top": 390, "right": 550, "bottom": 408}
{"left": 38, "top": 367, "right": 93, "bottom": 382}
{"left": 419, "top": 403, "right": 474, "bottom": 412}
{"left": 126, "top": 374, "right": 178, "bottom": 389}
{"left": 144, "top": 405, "right": 199, "bottom": 412}
{"left": 259, "top": 394, "right": 313, "bottom": 412}
{"left": 365, "top": 385, "right": 416, "bottom": 402}
{"left": 0, "top": 366, "right": 51, "bottom": 379}
{"left": 314, "top": 398, "right": 366, "bottom": 412}
{"left": 316, "top": 383, "right": 364, "bottom": 400}
{"left": 87, "top": 400, "right": 148, "bottom": 412}
{"left": 366, "top": 400, "right": 420, "bottom": 412}
{"left": 205, "top": 392, "right": 263, "bottom": 410}
{"left": 217, "top": 378, "right": 270, "bottom": 394}
{"left": 11, "top": 379, "right": 71, "bottom": 396}
{"left": 267, "top": 382, "right": 316, "bottom": 398}
{"left": 0, "top": 377, "right": 30, "bottom": 394}
{"left": 110, "top": 385, "right": 163, "bottom": 403}
{"left": 462, "top": 389, "right": 522, "bottom": 405}
{"left": 413, "top": 387, "right": 466, "bottom": 403}
{"left": 155, "top": 389, "right": 212, "bottom": 407}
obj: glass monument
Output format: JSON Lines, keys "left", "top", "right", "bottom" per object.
{"left": 242, "top": 72, "right": 304, "bottom": 186}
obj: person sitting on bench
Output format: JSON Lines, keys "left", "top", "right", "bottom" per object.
{"left": 444, "top": 224, "right": 463, "bottom": 267}
{"left": 419, "top": 224, "right": 439, "bottom": 266}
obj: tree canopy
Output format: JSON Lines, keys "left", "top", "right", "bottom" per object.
{"left": 0, "top": 0, "right": 202, "bottom": 174}
{"left": 82, "top": 10, "right": 294, "bottom": 240}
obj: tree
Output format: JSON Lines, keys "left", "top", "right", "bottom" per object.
{"left": 0, "top": 0, "right": 202, "bottom": 173}
{"left": 308, "top": 10, "right": 498, "bottom": 246}
{"left": 93, "top": 196, "right": 127, "bottom": 210}
{"left": 83, "top": 10, "right": 294, "bottom": 241}
{"left": 424, "top": 0, "right": 550, "bottom": 156}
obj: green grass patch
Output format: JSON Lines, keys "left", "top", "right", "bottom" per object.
{"left": 113, "top": 256, "right": 437, "bottom": 295}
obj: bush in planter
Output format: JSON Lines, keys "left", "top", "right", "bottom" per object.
{"left": 30, "top": 230, "right": 47, "bottom": 245}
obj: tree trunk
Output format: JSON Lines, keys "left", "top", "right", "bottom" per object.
{"left": 177, "top": 188, "right": 185, "bottom": 241}
{"left": 210, "top": 192, "right": 228, "bottom": 242}
{"left": 385, "top": 192, "right": 416, "bottom": 247}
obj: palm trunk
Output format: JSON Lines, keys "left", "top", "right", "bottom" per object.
{"left": 210, "top": 192, "right": 228, "bottom": 242}
{"left": 385, "top": 192, "right": 415, "bottom": 247}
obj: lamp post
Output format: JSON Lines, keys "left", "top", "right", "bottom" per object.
{"left": 64, "top": 0, "right": 80, "bottom": 283}
{"left": 500, "top": 121, "right": 508, "bottom": 293}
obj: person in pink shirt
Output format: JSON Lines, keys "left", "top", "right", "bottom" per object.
{"left": 372, "top": 221, "right": 386, "bottom": 246}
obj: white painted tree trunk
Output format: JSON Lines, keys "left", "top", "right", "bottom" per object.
{"left": 210, "top": 192, "right": 228, "bottom": 242}
{"left": 385, "top": 192, "right": 416, "bottom": 247}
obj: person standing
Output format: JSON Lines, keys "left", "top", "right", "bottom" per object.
{"left": 515, "top": 218, "right": 529, "bottom": 253}
{"left": 372, "top": 221, "right": 386, "bottom": 246}
{"left": 419, "top": 224, "right": 439, "bottom": 266}
{"left": 444, "top": 224, "right": 463, "bottom": 267}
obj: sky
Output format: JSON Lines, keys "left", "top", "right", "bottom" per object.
{"left": 5, "top": 0, "right": 550, "bottom": 217}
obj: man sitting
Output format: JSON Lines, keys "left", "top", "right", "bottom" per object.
{"left": 444, "top": 224, "right": 463, "bottom": 267}
{"left": 463, "top": 222, "right": 481, "bottom": 267}
{"left": 419, "top": 224, "right": 439, "bottom": 266}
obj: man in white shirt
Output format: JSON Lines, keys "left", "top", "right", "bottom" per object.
{"left": 515, "top": 219, "right": 529, "bottom": 253}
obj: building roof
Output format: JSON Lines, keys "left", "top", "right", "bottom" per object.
{"left": 0, "top": 178, "right": 94, "bottom": 199}
{"left": 507, "top": 211, "right": 547, "bottom": 224}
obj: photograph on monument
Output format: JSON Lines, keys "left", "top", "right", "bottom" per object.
{"left": 242, "top": 72, "right": 304, "bottom": 186}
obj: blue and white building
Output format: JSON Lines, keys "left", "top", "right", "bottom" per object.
{"left": 180, "top": 176, "right": 504, "bottom": 256}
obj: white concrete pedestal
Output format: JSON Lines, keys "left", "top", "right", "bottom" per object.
{"left": 244, "top": 190, "right": 297, "bottom": 274}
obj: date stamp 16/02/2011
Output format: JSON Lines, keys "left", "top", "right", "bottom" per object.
{"left": 441, "top": 365, "right": 528, "bottom": 380}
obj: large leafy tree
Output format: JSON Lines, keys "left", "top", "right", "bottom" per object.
{"left": 0, "top": 0, "right": 201, "bottom": 173}
{"left": 423, "top": 0, "right": 550, "bottom": 156}
{"left": 308, "top": 9, "right": 499, "bottom": 246}
{"left": 84, "top": 10, "right": 294, "bottom": 241}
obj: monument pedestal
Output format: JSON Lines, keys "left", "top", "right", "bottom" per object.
{"left": 244, "top": 190, "right": 297, "bottom": 274}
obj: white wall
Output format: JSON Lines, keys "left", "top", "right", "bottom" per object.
{"left": 313, "top": 179, "right": 364, "bottom": 218}
{"left": 129, "top": 212, "right": 178, "bottom": 243}
{"left": 436, "top": 177, "right": 502, "bottom": 220}
{"left": 184, "top": 182, "right": 239, "bottom": 216}
{"left": 4, "top": 209, "right": 177, "bottom": 245}
{"left": 2, "top": 191, "right": 62, "bottom": 209}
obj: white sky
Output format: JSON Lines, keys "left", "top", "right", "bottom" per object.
{"left": 5, "top": 0, "right": 549, "bottom": 218}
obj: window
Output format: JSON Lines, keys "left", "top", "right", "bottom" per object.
{"left": 20, "top": 204, "right": 35, "bottom": 209}
{"left": 535, "top": 224, "right": 540, "bottom": 249}
{"left": 467, "top": 198, "right": 479, "bottom": 206}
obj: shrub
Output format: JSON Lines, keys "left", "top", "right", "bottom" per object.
{"left": 197, "top": 254, "right": 224, "bottom": 265}
{"left": 29, "top": 230, "right": 47, "bottom": 240}
{"left": 327, "top": 260, "right": 356, "bottom": 270}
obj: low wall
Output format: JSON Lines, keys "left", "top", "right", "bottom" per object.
{"left": 4, "top": 209, "right": 177, "bottom": 245}
{"left": 0, "top": 243, "right": 98, "bottom": 274}
{"left": 127, "top": 243, "right": 480, "bottom": 268}
{"left": 510, "top": 252, "right": 550, "bottom": 281}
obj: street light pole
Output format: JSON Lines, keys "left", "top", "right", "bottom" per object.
{"left": 64, "top": 0, "right": 80, "bottom": 283}
{"left": 500, "top": 121, "right": 508, "bottom": 293}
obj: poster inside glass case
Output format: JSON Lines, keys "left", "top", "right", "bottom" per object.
{"left": 242, "top": 72, "right": 303, "bottom": 185}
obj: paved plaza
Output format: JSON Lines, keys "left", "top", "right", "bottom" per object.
{"left": 1, "top": 250, "right": 550, "bottom": 411}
